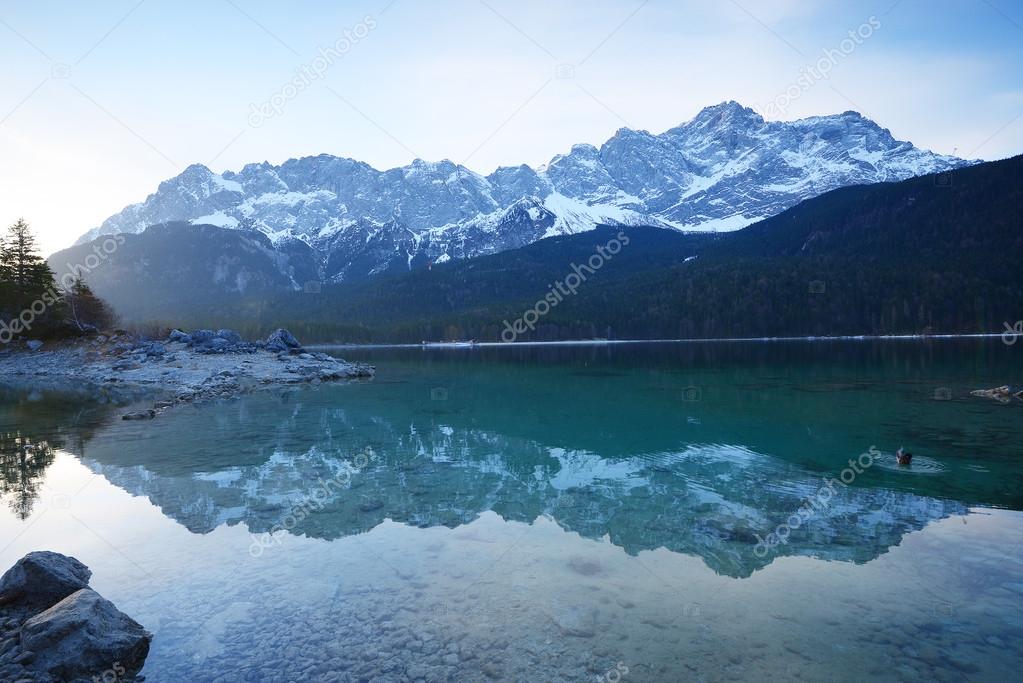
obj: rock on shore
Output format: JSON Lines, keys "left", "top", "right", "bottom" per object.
{"left": 0, "top": 552, "right": 91, "bottom": 611}
{"left": 0, "top": 552, "right": 151, "bottom": 683}
{"left": 0, "top": 328, "right": 374, "bottom": 415}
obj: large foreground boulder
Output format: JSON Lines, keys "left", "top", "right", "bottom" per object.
{"left": 20, "top": 588, "right": 152, "bottom": 681}
{"left": 0, "top": 552, "right": 151, "bottom": 682}
{"left": 0, "top": 551, "right": 91, "bottom": 610}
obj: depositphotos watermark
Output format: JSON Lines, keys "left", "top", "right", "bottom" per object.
{"left": 248, "top": 15, "right": 377, "bottom": 127}
{"left": 1002, "top": 320, "right": 1022, "bottom": 346}
{"left": 759, "top": 16, "right": 881, "bottom": 118}
{"left": 595, "top": 661, "right": 629, "bottom": 683}
{"left": 501, "top": 231, "right": 630, "bottom": 342}
{"left": 248, "top": 448, "right": 376, "bottom": 558}
{"left": 753, "top": 446, "right": 880, "bottom": 558}
{"left": 0, "top": 234, "right": 125, "bottom": 345}
{"left": 91, "top": 661, "right": 127, "bottom": 683}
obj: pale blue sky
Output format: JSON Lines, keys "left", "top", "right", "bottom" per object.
{"left": 2, "top": 0, "right": 1022, "bottom": 254}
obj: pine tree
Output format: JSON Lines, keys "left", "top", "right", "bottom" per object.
{"left": 64, "top": 276, "right": 117, "bottom": 332}
{"left": 0, "top": 218, "right": 56, "bottom": 305}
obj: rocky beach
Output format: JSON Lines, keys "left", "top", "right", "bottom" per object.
{"left": 0, "top": 328, "right": 374, "bottom": 416}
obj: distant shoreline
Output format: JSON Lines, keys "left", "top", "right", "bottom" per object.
{"left": 309, "top": 333, "right": 1009, "bottom": 350}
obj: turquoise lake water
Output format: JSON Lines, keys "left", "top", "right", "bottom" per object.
{"left": 1, "top": 340, "right": 1022, "bottom": 681}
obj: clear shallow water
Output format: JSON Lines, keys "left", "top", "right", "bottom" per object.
{"left": 1, "top": 340, "right": 1022, "bottom": 682}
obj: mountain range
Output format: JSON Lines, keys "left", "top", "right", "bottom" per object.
{"left": 54, "top": 153, "right": 1022, "bottom": 341}
{"left": 74, "top": 101, "right": 972, "bottom": 286}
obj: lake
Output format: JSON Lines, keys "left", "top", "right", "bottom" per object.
{"left": 2, "top": 340, "right": 1022, "bottom": 682}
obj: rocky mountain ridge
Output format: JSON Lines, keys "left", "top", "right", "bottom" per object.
{"left": 76, "top": 101, "right": 973, "bottom": 285}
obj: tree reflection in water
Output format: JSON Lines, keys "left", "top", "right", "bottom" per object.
{"left": 0, "top": 432, "right": 55, "bottom": 520}
{"left": 0, "top": 387, "right": 115, "bottom": 520}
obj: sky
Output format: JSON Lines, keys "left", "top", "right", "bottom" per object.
{"left": 1, "top": 0, "right": 1022, "bottom": 256}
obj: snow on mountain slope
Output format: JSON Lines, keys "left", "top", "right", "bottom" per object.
{"left": 77, "top": 101, "right": 975, "bottom": 284}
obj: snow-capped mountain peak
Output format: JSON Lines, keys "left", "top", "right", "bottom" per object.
{"left": 77, "top": 101, "right": 976, "bottom": 284}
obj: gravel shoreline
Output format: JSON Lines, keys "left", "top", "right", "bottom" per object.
{"left": 0, "top": 330, "right": 374, "bottom": 416}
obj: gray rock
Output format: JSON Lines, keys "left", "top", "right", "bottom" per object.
{"left": 167, "top": 329, "right": 191, "bottom": 343}
{"left": 0, "top": 552, "right": 91, "bottom": 610}
{"left": 216, "top": 329, "right": 242, "bottom": 344}
{"left": 266, "top": 328, "right": 302, "bottom": 353}
{"left": 189, "top": 329, "right": 216, "bottom": 345}
{"left": 186, "top": 331, "right": 263, "bottom": 355}
{"left": 25, "top": 341, "right": 43, "bottom": 352}
{"left": 20, "top": 588, "right": 151, "bottom": 681}
{"left": 121, "top": 410, "right": 156, "bottom": 421}
{"left": 141, "top": 342, "right": 166, "bottom": 357}
{"left": 548, "top": 604, "right": 597, "bottom": 638}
